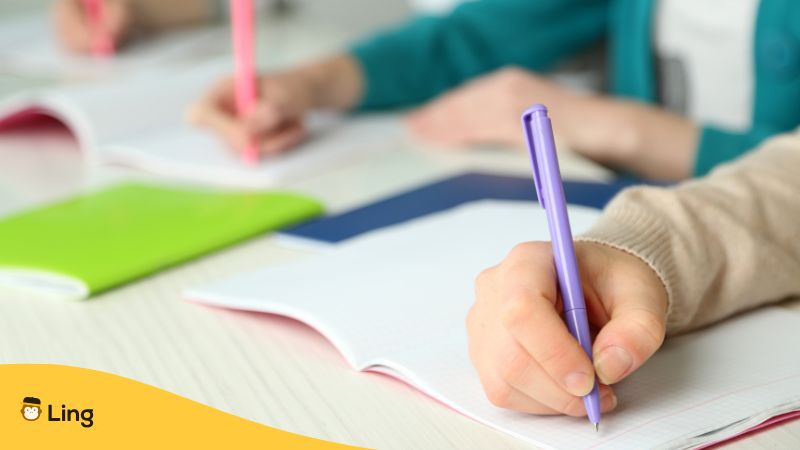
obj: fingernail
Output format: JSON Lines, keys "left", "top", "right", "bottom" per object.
{"left": 595, "top": 346, "right": 633, "bottom": 384}
{"left": 564, "top": 371, "right": 594, "bottom": 396}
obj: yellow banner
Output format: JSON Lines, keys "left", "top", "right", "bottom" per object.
{"left": 1, "top": 364, "right": 360, "bottom": 449}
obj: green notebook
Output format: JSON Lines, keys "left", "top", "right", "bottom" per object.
{"left": 0, "top": 183, "right": 323, "bottom": 300}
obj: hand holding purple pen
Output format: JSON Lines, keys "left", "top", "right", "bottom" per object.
{"left": 522, "top": 104, "right": 601, "bottom": 429}
{"left": 466, "top": 104, "right": 668, "bottom": 426}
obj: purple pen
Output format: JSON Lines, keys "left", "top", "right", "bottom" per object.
{"left": 521, "top": 104, "right": 602, "bottom": 431}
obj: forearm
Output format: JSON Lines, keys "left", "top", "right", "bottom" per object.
{"left": 621, "top": 102, "right": 698, "bottom": 180}
{"left": 352, "top": 0, "right": 609, "bottom": 110}
{"left": 293, "top": 54, "right": 364, "bottom": 111}
{"left": 579, "top": 131, "right": 800, "bottom": 334}
{"left": 132, "top": 0, "right": 217, "bottom": 30}
{"left": 561, "top": 96, "right": 698, "bottom": 181}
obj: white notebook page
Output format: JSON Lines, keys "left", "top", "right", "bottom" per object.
{"left": 187, "top": 201, "right": 800, "bottom": 450}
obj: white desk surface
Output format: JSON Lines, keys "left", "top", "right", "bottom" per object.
{"left": 1, "top": 3, "right": 799, "bottom": 449}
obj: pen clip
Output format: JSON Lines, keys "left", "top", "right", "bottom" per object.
{"left": 521, "top": 109, "right": 545, "bottom": 209}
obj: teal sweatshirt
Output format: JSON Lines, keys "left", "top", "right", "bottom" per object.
{"left": 350, "top": 0, "right": 800, "bottom": 176}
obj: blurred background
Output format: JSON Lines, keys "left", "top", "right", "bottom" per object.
{"left": 0, "top": 0, "right": 470, "bottom": 96}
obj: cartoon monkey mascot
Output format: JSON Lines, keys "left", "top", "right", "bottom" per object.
{"left": 21, "top": 397, "right": 42, "bottom": 421}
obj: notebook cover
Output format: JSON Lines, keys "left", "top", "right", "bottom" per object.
{"left": 0, "top": 183, "right": 323, "bottom": 299}
{"left": 282, "top": 172, "right": 651, "bottom": 244}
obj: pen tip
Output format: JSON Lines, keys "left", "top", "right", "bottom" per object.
{"left": 594, "top": 423, "right": 599, "bottom": 432}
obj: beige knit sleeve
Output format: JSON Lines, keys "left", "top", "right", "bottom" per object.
{"left": 578, "top": 131, "right": 800, "bottom": 334}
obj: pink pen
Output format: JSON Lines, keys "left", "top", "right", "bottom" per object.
{"left": 82, "top": 0, "right": 114, "bottom": 56}
{"left": 230, "top": 0, "right": 259, "bottom": 165}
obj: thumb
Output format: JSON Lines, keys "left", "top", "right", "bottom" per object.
{"left": 592, "top": 297, "right": 666, "bottom": 385}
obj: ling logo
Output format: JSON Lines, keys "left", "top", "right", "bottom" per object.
{"left": 20, "top": 396, "right": 94, "bottom": 428}
{"left": 21, "top": 397, "right": 42, "bottom": 421}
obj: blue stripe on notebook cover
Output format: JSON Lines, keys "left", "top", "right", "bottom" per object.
{"left": 283, "top": 172, "right": 651, "bottom": 244}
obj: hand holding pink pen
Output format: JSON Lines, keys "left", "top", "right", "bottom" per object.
{"left": 52, "top": 0, "right": 131, "bottom": 55}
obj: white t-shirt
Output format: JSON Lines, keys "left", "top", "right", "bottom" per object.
{"left": 654, "top": 0, "right": 760, "bottom": 130}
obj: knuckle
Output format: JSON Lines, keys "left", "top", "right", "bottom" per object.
{"left": 474, "top": 267, "right": 494, "bottom": 291}
{"left": 506, "top": 241, "right": 550, "bottom": 263}
{"left": 507, "top": 242, "right": 534, "bottom": 261}
{"left": 500, "top": 292, "right": 532, "bottom": 331}
{"left": 537, "top": 343, "right": 572, "bottom": 370}
{"left": 485, "top": 381, "right": 513, "bottom": 408}
{"left": 498, "top": 347, "right": 529, "bottom": 385}
{"left": 502, "top": 266, "right": 529, "bottom": 289}
{"left": 559, "top": 395, "right": 586, "bottom": 417}
{"left": 630, "top": 310, "right": 667, "bottom": 349}
{"left": 465, "top": 303, "right": 477, "bottom": 329}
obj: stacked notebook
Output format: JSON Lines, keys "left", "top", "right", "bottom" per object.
{"left": 0, "top": 183, "right": 322, "bottom": 300}
{"left": 187, "top": 201, "right": 800, "bottom": 449}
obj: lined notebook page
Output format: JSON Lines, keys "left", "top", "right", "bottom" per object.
{"left": 187, "top": 201, "right": 800, "bottom": 449}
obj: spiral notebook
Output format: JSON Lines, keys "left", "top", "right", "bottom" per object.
{"left": 186, "top": 201, "right": 800, "bottom": 450}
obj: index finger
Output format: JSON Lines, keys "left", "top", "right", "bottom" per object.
{"left": 500, "top": 243, "right": 597, "bottom": 398}
{"left": 186, "top": 78, "right": 250, "bottom": 151}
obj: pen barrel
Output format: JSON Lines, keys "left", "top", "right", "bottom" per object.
{"left": 565, "top": 308, "right": 602, "bottom": 424}
{"left": 231, "top": 0, "right": 257, "bottom": 117}
{"left": 82, "top": 0, "right": 114, "bottom": 56}
{"left": 523, "top": 104, "right": 600, "bottom": 425}
{"left": 564, "top": 308, "right": 593, "bottom": 358}
{"left": 230, "top": 0, "right": 259, "bottom": 164}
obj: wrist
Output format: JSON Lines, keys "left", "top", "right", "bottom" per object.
{"left": 577, "top": 190, "right": 677, "bottom": 329}
{"left": 295, "top": 55, "right": 363, "bottom": 111}
{"left": 132, "top": 0, "right": 213, "bottom": 30}
{"left": 587, "top": 99, "right": 644, "bottom": 165}
{"left": 608, "top": 101, "right": 646, "bottom": 163}
{"left": 618, "top": 103, "right": 698, "bottom": 179}
{"left": 555, "top": 95, "right": 643, "bottom": 165}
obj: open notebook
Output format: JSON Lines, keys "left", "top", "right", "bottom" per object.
{"left": 0, "top": 61, "right": 401, "bottom": 187}
{"left": 186, "top": 201, "right": 800, "bottom": 450}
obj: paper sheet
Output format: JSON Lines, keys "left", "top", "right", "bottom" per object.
{"left": 186, "top": 200, "right": 800, "bottom": 450}
{"left": 105, "top": 112, "right": 403, "bottom": 187}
